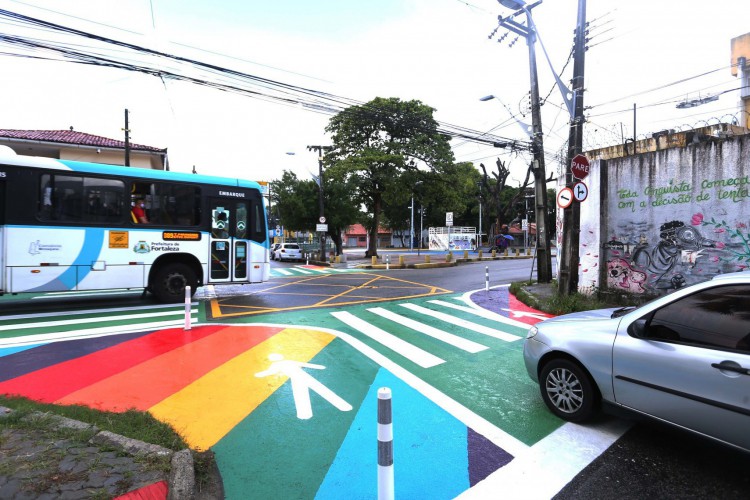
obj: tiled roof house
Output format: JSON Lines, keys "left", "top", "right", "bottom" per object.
{"left": 0, "top": 128, "right": 167, "bottom": 170}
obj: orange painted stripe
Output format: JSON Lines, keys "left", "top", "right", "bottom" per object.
{"left": 56, "top": 325, "right": 285, "bottom": 412}
{"left": 149, "top": 327, "right": 335, "bottom": 450}
{"left": 0, "top": 326, "right": 226, "bottom": 403}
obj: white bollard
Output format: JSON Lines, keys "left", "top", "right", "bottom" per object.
{"left": 386, "top": 255, "right": 390, "bottom": 271}
{"left": 485, "top": 266, "right": 489, "bottom": 293}
{"left": 184, "top": 286, "right": 191, "bottom": 330}
{"left": 378, "top": 387, "right": 394, "bottom": 500}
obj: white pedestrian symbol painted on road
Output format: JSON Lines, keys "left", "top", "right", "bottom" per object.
{"left": 255, "top": 353, "right": 352, "bottom": 420}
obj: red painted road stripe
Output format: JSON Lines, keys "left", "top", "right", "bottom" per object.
{"left": 56, "top": 325, "right": 284, "bottom": 411}
{"left": 509, "top": 293, "right": 553, "bottom": 324}
{"left": 114, "top": 480, "right": 167, "bottom": 500}
{"left": 0, "top": 325, "right": 226, "bottom": 402}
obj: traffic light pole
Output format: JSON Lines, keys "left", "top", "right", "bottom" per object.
{"left": 308, "top": 145, "right": 330, "bottom": 263}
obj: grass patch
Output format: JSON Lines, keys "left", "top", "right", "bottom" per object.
{"left": 511, "top": 280, "right": 638, "bottom": 316}
{"left": 0, "top": 395, "right": 187, "bottom": 451}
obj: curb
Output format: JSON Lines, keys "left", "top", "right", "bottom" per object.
{"left": 356, "top": 255, "right": 535, "bottom": 270}
{"left": 1, "top": 406, "right": 195, "bottom": 499}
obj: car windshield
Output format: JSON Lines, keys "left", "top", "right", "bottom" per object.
{"left": 286, "top": 244, "right": 299, "bottom": 249}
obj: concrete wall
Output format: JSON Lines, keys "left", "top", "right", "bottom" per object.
{"left": 59, "top": 147, "right": 164, "bottom": 169}
{"left": 575, "top": 134, "right": 750, "bottom": 296}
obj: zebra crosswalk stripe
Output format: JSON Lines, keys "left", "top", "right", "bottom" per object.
{"left": 0, "top": 318, "right": 197, "bottom": 348}
{"left": 367, "top": 307, "right": 488, "bottom": 353}
{"left": 331, "top": 311, "right": 445, "bottom": 368}
{"left": 0, "top": 310, "right": 196, "bottom": 332}
{"left": 399, "top": 303, "right": 521, "bottom": 342}
{"left": 430, "top": 300, "right": 529, "bottom": 329}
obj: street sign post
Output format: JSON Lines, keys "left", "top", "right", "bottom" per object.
{"left": 571, "top": 154, "right": 590, "bottom": 180}
{"left": 446, "top": 212, "right": 453, "bottom": 227}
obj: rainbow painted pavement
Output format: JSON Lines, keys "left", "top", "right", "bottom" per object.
{"left": 0, "top": 287, "right": 593, "bottom": 499}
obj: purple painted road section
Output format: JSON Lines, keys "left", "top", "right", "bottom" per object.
{"left": 0, "top": 331, "right": 150, "bottom": 382}
{"left": 469, "top": 288, "right": 510, "bottom": 317}
{"left": 468, "top": 428, "right": 514, "bottom": 486}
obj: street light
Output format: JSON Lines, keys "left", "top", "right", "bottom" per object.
{"left": 307, "top": 145, "right": 331, "bottom": 263}
{"left": 499, "top": 0, "right": 525, "bottom": 9}
{"left": 410, "top": 181, "right": 423, "bottom": 251}
{"left": 478, "top": 95, "right": 533, "bottom": 137}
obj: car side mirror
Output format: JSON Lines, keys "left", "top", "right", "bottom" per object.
{"left": 627, "top": 319, "right": 648, "bottom": 339}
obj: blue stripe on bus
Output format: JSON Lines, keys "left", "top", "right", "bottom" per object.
{"left": 25, "top": 227, "right": 105, "bottom": 292}
{"left": 57, "top": 160, "right": 261, "bottom": 190}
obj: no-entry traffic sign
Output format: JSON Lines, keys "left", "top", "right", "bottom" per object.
{"left": 557, "top": 187, "right": 573, "bottom": 209}
{"left": 571, "top": 154, "right": 590, "bottom": 180}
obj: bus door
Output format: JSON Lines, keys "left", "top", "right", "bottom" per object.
{"left": 208, "top": 199, "right": 249, "bottom": 283}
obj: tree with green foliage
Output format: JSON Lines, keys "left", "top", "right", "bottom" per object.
{"left": 325, "top": 97, "right": 454, "bottom": 257}
{"left": 270, "top": 170, "right": 359, "bottom": 255}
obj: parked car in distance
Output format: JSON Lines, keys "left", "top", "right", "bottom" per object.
{"left": 274, "top": 243, "right": 303, "bottom": 262}
{"left": 523, "top": 271, "right": 750, "bottom": 453}
{"left": 270, "top": 243, "right": 281, "bottom": 260}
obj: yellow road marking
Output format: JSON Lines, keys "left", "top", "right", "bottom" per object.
{"left": 148, "top": 327, "right": 334, "bottom": 450}
{"left": 210, "top": 272, "right": 450, "bottom": 318}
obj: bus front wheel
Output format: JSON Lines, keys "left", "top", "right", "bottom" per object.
{"left": 151, "top": 263, "right": 198, "bottom": 303}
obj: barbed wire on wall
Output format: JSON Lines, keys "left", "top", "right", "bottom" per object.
{"left": 580, "top": 111, "right": 749, "bottom": 152}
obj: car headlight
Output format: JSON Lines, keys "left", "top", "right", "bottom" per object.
{"left": 526, "top": 326, "right": 538, "bottom": 339}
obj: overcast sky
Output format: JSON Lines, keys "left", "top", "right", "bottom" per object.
{"left": 1, "top": 0, "right": 748, "bottom": 185}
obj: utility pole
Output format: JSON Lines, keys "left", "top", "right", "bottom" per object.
{"left": 123, "top": 108, "right": 131, "bottom": 167}
{"left": 307, "top": 145, "right": 331, "bottom": 263}
{"left": 559, "top": 0, "right": 587, "bottom": 295}
{"left": 498, "top": 0, "right": 552, "bottom": 283}
{"left": 478, "top": 182, "right": 483, "bottom": 250}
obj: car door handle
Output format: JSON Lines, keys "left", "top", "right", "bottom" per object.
{"left": 711, "top": 362, "right": 750, "bottom": 375}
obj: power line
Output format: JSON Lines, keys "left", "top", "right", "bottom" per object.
{"left": 0, "top": 8, "right": 527, "bottom": 150}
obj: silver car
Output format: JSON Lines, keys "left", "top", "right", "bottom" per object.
{"left": 523, "top": 271, "right": 750, "bottom": 453}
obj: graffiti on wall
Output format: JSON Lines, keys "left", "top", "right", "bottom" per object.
{"left": 605, "top": 174, "right": 750, "bottom": 293}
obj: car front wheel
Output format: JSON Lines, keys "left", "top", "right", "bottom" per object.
{"left": 539, "top": 358, "right": 599, "bottom": 422}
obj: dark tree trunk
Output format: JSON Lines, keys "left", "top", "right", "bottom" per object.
{"left": 366, "top": 193, "right": 382, "bottom": 258}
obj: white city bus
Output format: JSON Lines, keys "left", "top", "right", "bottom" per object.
{"left": 0, "top": 148, "right": 270, "bottom": 302}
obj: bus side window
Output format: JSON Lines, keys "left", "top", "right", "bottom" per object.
{"left": 39, "top": 175, "right": 53, "bottom": 219}
{"left": 84, "top": 178, "right": 125, "bottom": 223}
{"left": 56, "top": 176, "right": 84, "bottom": 221}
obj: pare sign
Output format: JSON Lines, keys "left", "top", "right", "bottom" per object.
{"left": 571, "top": 154, "right": 590, "bottom": 180}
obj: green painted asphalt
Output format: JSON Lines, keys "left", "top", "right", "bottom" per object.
{"left": 224, "top": 293, "right": 561, "bottom": 445}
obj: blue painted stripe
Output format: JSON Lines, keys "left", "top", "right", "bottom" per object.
{"left": 315, "top": 369, "right": 469, "bottom": 500}
{"left": 0, "top": 344, "right": 43, "bottom": 358}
